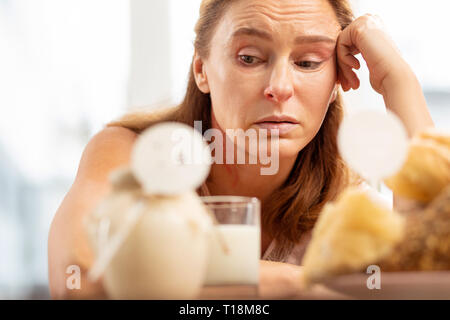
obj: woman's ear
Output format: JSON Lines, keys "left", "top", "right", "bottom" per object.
{"left": 330, "top": 84, "right": 339, "bottom": 103}
{"left": 193, "top": 51, "right": 210, "bottom": 94}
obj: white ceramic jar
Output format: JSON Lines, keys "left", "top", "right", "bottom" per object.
{"left": 86, "top": 170, "right": 212, "bottom": 299}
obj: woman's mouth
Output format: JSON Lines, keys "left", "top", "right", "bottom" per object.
{"left": 254, "top": 115, "right": 300, "bottom": 135}
{"left": 254, "top": 122, "right": 300, "bottom": 135}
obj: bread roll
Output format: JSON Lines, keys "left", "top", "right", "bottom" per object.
{"left": 384, "top": 129, "right": 450, "bottom": 203}
{"left": 302, "top": 187, "right": 405, "bottom": 285}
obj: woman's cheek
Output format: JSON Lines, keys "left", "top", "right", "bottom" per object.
{"left": 225, "top": 74, "right": 259, "bottom": 128}
{"left": 300, "top": 79, "right": 334, "bottom": 128}
{"left": 213, "top": 84, "right": 247, "bottom": 130}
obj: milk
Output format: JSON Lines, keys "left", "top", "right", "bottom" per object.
{"left": 204, "top": 224, "right": 260, "bottom": 286}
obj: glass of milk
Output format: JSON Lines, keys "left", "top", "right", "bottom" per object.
{"left": 200, "top": 196, "right": 261, "bottom": 298}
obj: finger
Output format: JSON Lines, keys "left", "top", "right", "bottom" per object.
{"left": 348, "top": 45, "right": 361, "bottom": 56}
{"left": 337, "top": 67, "right": 350, "bottom": 92}
{"left": 343, "top": 66, "right": 360, "bottom": 90}
{"left": 337, "top": 27, "right": 361, "bottom": 68}
{"left": 350, "top": 71, "right": 360, "bottom": 90}
{"left": 347, "top": 55, "right": 361, "bottom": 70}
{"left": 339, "top": 64, "right": 360, "bottom": 91}
{"left": 337, "top": 42, "right": 361, "bottom": 69}
{"left": 337, "top": 49, "right": 360, "bottom": 73}
{"left": 337, "top": 26, "right": 353, "bottom": 48}
{"left": 343, "top": 54, "right": 361, "bottom": 70}
{"left": 337, "top": 65, "right": 351, "bottom": 92}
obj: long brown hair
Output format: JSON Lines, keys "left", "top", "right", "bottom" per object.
{"left": 107, "top": 0, "right": 358, "bottom": 260}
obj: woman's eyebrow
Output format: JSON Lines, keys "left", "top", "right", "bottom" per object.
{"left": 231, "top": 27, "right": 272, "bottom": 41}
{"left": 230, "top": 27, "right": 336, "bottom": 45}
{"left": 295, "top": 35, "right": 336, "bottom": 45}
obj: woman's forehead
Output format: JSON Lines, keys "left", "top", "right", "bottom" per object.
{"left": 220, "top": 0, "right": 341, "bottom": 41}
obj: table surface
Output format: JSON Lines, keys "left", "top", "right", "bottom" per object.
{"left": 197, "top": 271, "right": 450, "bottom": 300}
{"left": 197, "top": 283, "right": 350, "bottom": 300}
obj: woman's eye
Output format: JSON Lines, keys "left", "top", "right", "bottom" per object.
{"left": 295, "top": 61, "right": 322, "bottom": 70}
{"left": 239, "top": 55, "right": 261, "bottom": 65}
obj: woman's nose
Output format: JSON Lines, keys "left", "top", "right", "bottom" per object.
{"left": 264, "top": 62, "right": 294, "bottom": 103}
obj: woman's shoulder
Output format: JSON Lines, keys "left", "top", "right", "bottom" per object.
{"left": 78, "top": 104, "right": 179, "bottom": 183}
{"left": 84, "top": 126, "right": 138, "bottom": 158}
{"left": 106, "top": 106, "right": 179, "bottom": 134}
{"left": 78, "top": 106, "right": 180, "bottom": 184}
{"left": 76, "top": 126, "right": 139, "bottom": 183}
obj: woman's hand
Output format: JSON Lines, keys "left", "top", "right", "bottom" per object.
{"left": 336, "top": 14, "right": 434, "bottom": 137}
{"left": 258, "top": 261, "right": 349, "bottom": 299}
{"left": 259, "top": 261, "right": 305, "bottom": 299}
{"left": 336, "top": 14, "right": 405, "bottom": 95}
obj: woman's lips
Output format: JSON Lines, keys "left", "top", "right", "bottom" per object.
{"left": 254, "top": 122, "right": 300, "bottom": 135}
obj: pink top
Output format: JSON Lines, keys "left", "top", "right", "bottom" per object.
{"left": 261, "top": 230, "right": 313, "bottom": 266}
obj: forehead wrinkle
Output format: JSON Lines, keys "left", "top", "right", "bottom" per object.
{"left": 233, "top": 0, "right": 338, "bottom": 23}
{"left": 226, "top": 2, "right": 340, "bottom": 40}
{"left": 249, "top": 3, "right": 323, "bottom": 21}
{"left": 219, "top": 0, "right": 341, "bottom": 52}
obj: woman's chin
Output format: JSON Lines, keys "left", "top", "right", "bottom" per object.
{"left": 277, "top": 138, "right": 305, "bottom": 159}
{"left": 227, "top": 131, "right": 308, "bottom": 163}
{"left": 254, "top": 137, "right": 306, "bottom": 160}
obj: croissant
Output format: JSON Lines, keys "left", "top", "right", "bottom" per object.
{"left": 384, "top": 129, "right": 450, "bottom": 203}
{"left": 302, "top": 187, "right": 405, "bottom": 285}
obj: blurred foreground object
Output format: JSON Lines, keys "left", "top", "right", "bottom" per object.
{"left": 378, "top": 185, "right": 450, "bottom": 271}
{"left": 302, "top": 187, "right": 405, "bottom": 285}
{"left": 302, "top": 129, "right": 450, "bottom": 287}
{"left": 338, "top": 110, "right": 409, "bottom": 185}
{"left": 84, "top": 122, "right": 213, "bottom": 299}
{"left": 384, "top": 128, "right": 450, "bottom": 203}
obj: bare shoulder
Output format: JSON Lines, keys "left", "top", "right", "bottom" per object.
{"left": 76, "top": 126, "right": 139, "bottom": 184}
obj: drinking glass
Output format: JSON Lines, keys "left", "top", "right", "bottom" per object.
{"left": 200, "top": 196, "right": 261, "bottom": 298}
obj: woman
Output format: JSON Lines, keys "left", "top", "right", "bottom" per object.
{"left": 48, "top": 0, "right": 434, "bottom": 299}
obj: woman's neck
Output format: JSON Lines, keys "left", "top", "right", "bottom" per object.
{"left": 206, "top": 156, "right": 297, "bottom": 203}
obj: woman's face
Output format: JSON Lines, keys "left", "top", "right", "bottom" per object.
{"left": 198, "top": 0, "right": 341, "bottom": 159}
